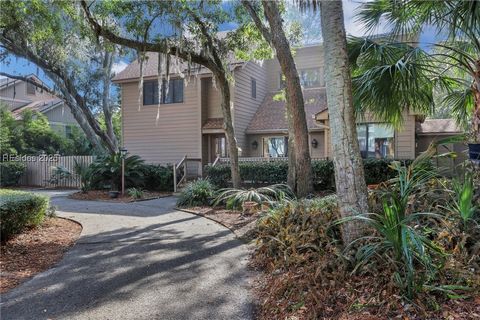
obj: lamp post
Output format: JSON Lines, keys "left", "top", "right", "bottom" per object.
{"left": 120, "top": 148, "right": 127, "bottom": 196}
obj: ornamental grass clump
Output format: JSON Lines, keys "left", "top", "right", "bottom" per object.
{"left": 176, "top": 179, "right": 216, "bottom": 208}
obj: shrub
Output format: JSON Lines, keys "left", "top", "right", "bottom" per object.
{"left": 73, "top": 159, "right": 93, "bottom": 193}
{"left": 255, "top": 195, "right": 342, "bottom": 269}
{"left": 89, "top": 153, "right": 145, "bottom": 190}
{"left": 127, "top": 187, "right": 144, "bottom": 199}
{"left": 176, "top": 179, "right": 215, "bottom": 208}
{"left": 205, "top": 159, "right": 414, "bottom": 189}
{"left": 0, "top": 189, "right": 49, "bottom": 241}
{"left": 214, "top": 184, "right": 295, "bottom": 210}
{"left": 0, "top": 162, "right": 26, "bottom": 186}
{"left": 48, "top": 165, "right": 73, "bottom": 186}
{"left": 141, "top": 164, "right": 174, "bottom": 191}
{"left": 340, "top": 156, "right": 446, "bottom": 299}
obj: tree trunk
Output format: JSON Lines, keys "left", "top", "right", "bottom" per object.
{"left": 216, "top": 72, "right": 241, "bottom": 188}
{"left": 262, "top": 1, "right": 313, "bottom": 197}
{"left": 320, "top": 0, "right": 369, "bottom": 244}
{"left": 473, "top": 61, "right": 480, "bottom": 142}
{"left": 102, "top": 51, "right": 119, "bottom": 151}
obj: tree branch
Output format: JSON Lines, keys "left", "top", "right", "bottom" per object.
{"left": 241, "top": 0, "right": 273, "bottom": 45}
{"left": 0, "top": 72, "right": 56, "bottom": 95}
{"left": 81, "top": 0, "right": 215, "bottom": 70}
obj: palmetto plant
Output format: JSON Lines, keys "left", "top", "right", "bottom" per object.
{"left": 73, "top": 159, "right": 93, "bottom": 193}
{"left": 89, "top": 153, "right": 145, "bottom": 190}
{"left": 350, "top": 0, "right": 480, "bottom": 141}
{"left": 339, "top": 148, "right": 444, "bottom": 298}
{"left": 213, "top": 184, "right": 295, "bottom": 209}
{"left": 450, "top": 171, "right": 478, "bottom": 229}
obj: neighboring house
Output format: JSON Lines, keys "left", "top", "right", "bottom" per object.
{"left": 113, "top": 44, "right": 464, "bottom": 170}
{"left": 0, "top": 75, "right": 78, "bottom": 136}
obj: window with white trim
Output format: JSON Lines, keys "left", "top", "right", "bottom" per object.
{"left": 357, "top": 123, "right": 395, "bottom": 159}
{"left": 263, "top": 136, "right": 288, "bottom": 157}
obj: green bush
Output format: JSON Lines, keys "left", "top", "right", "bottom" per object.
{"left": 141, "top": 164, "right": 174, "bottom": 191}
{"left": 0, "top": 162, "right": 26, "bottom": 186}
{"left": 0, "top": 189, "right": 49, "bottom": 241}
{"left": 205, "top": 159, "right": 413, "bottom": 190}
{"left": 127, "top": 187, "right": 144, "bottom": 199}
{"left": 214, "top": 184, "right": 295, "bottom": 209}
{"left": 176, "top": 179, "right": 216, "bottom": 208}
{"left": 89, "top": 153, "right": 145, "bottom": 190}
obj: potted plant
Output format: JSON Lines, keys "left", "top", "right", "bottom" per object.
{"left": 467, "top": 121, "right": 480, "bottom": 161}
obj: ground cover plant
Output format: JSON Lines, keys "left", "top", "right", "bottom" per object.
{"left": 0, "top": 189, "right": 49, "bottom": 241}
{"left": 176, "top": 179, "right": 216, "bottom": 208}
{"left": 251, "top": 156, "right": 480, "bottom": 319}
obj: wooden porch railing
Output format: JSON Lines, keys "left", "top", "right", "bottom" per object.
{"left": 213, "top": 156, "right": 328, "bottom": 166}
{"left": 173, "top": 155, "right": 202, "bottom": 192}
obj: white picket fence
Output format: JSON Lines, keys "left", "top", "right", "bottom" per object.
{"left": 17, "top": 155, "right": 95, "bottom": 188}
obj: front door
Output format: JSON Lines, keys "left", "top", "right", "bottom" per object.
{"left": 210, "top": 134, "right": 228, "bottom": 162}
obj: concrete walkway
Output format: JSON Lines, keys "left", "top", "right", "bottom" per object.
{"left": 0, "top": 192, "right": 253, "bottom": 320}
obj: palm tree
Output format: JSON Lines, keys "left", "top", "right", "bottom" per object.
{"left": 318, "top": 0, "right": 370, "bottom": 244}
{"left": 351, "top": 0, "right": 480, "bottom": 147}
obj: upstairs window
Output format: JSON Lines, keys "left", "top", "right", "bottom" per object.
{"left": 251, "top": 78, "right": 256, "bottom": 99}
{"left": 143, "top": 79, "right": 184, "bottom": 105}
{"left": 26, "top": 81, "right": 36, "bottom": 95}
{"left": 279, "top": 67, "right": 323, "bottom": 89}
{"left": 299, "top": 68, "right": 322, "bottom": 88}
{"left": 357, "top": 124, "right": 395, "bottom": 159}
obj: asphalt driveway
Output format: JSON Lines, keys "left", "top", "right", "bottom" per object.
{"left": 0, "top": 192, "right": 253, "bottom": 320}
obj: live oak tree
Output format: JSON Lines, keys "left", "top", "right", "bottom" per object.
{"left": 81, "top": 0, "right": 244, "bottom": 187}
{"left": 0, "top": 1, "right": 120, "bottom": 154}
{"left": 242, "top": 0, "right": 313, "bottom": 197}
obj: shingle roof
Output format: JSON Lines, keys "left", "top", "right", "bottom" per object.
{"left": 415, "top": 119, "right": 462, "bottom": 135}
{"left": 246, "top": 88, "right": 328, "bottom": 133}
{"left": 112, "top": 52, "right": 244, "bottom": 83}
{"left": 202, "top": 118, "right": 224, "bottom": 130}
{"left": 11, "top": 98, "right": 63, "bottom": 119}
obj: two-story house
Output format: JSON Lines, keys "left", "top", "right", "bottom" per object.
{"left": 113, "top": 44, "right": 461, "bottom": 169}
{"left": 0, "top": 75, "right": 78, "bottom": 136}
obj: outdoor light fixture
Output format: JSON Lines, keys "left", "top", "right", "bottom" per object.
{"left": 120, "top": 147, "right": 127, "bottom": 196}
{"left": 252, "top": 140, "right": 258, "bottom": 149}
{"left": 311, "top": 139, "right": 318, "bottom": 149}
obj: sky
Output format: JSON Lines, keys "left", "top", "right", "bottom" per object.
{"left": 0, "top": 0, "right": 438, "bottom": 85}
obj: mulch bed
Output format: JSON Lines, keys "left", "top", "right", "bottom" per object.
{"left": 0, "top": 217, "right": 82, "bottom": 293}
{"left": 69, "top": 190, "right": 172, "bottom": 202}
{"left": 180, "top": 206, "right": 260, "bottom": 240}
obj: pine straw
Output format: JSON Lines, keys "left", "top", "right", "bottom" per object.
{"left": 250, "top": 253, "right": 480, "bottom": 320}
{"left": 0, "top": 217, "right": 82, "bottom": 293}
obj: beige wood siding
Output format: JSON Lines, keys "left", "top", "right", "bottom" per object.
{"left": 264, "top": 45, "right": 325, "bottom": 92}
{"left": 309, "top": 132, "right": 326, "bottom": 158}
{"left": 121, "top": 79, "right": 201, "bottom": 164}
{"left": 234, "top": 62, "right": 267, "bottom": 155}
{"left": 0, "top": 81, "right": 56, "bottom": 103}
{"left": 394, "top": 114, "right": 416, "bottom": 159}
{"left": 203, "top": 78, "right": 222, "bottom": 118}
{"left": 43, "top": 104, "right": 78, "bottom": 124}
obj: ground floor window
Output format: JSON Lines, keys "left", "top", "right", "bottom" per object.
{"left": 263, "top": 136, "right": 288, "bottom": 157}
{"left": 357, "top": 124, "right": 395, "bottom": 158}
